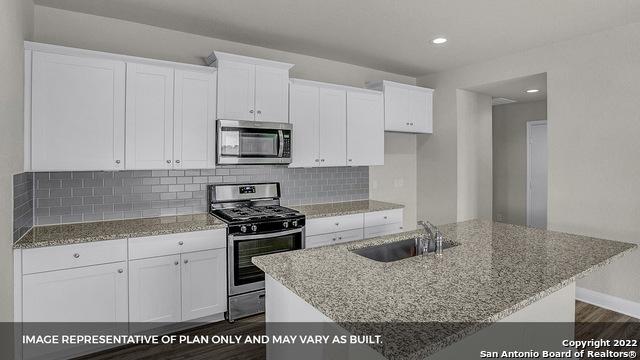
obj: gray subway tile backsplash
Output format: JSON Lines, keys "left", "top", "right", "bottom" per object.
{"left": 29, "top": 165, "right": 368, "bottom": 226}
{"left": 13, "top": 172, "right": 34, "bottom": 241}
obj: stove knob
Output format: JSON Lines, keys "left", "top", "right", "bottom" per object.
{"left": 292, "top": 220, "right": 298, "bottom": 227}
{"left": 251, "top": 224, "right": 258, "bottom": 232}
{"left": 282, "top": 221, "right": 289, "bottom": 229}
{"left": 240, "top": 225, "right": 248, "bottom": 233}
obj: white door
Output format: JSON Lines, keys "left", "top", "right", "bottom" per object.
{"left": 289, "top": 82, "right": 320, "bottom": 168}
{"left": 22, "top": 262, "right": 128, "bottom": 322}
{"left": 318, "top": 87, "right": 347, "bottom": 167}
{"left": 174, "top": 69, "right": 217, "bottom": 169}
{"left": 408, "top": 88, "right": 433, "bottom": 133}
{"left": 126, "top": 63, "right": 174, "bottom": 169}
{"left": 181, "top": 249, "right": 227, "bottom": 321}
{"left": 217, "top": 61, "right": 255, "bottom": 121}
{"left": 128, "top": 255, "right": 182, "bottom": 323}
{"left": 527, "top": 121, "right": 548, "bottom": 229}
{"left": 346, "top": 90, "right": 384, "bottom": 166}
{"left": 254, "top": 65, "right": 289, "bottom": 123}
{"left": 30, "top": 51, "right": 125, "bottom": 171}
{"left": 384, "top": 84, "right": 410, "bottom": 132}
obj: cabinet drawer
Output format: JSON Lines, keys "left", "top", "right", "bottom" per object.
{"left": 364, "top": 223, "right": 404, "bottom": 239}
{"left": 129, "top": 229, "right": 226, "bottom": 260}
{"left": 22, "top": 239, "right": 127, "bottom": 274}
{"left": 306, "top": 229, "right": 364, "bottom": 249}
{"left": 364, "top": 209, "right": 403, "bottom": 227}
{"left": 306, "top": 213, "right": 364, "bottom": 236}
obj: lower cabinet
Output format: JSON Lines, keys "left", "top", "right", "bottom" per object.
{"left": 22, "top": 261, "right": 128, "bottom": 322}
{"left": 306, "top": 229, "right": 364, "bottom": 248}
{"left": 129, "top": 248, "right": 226, "bottom": 323}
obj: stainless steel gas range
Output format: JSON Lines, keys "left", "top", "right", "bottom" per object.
{"left": 208, "top": 182, "right": 305, "bottom": 322}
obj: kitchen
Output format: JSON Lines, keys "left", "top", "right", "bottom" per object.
{"left": 2, "top": 1, "right": 640, "bottom": 360}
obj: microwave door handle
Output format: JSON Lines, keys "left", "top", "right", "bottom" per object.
{"left": 278, "top": 129, "right": 284, "bottom": 158}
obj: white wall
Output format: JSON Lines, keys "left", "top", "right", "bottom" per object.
{"left": 492, "top": 101, "right": 547, "bottom": 226}
{"left": 32, "top": 5, "right": 419, "bottom": 229}
{"left": 456, "top": 90, "right": 492, "bottom": 221}
{"left": 418, "top": 22, "right": 640, "bottom": 303}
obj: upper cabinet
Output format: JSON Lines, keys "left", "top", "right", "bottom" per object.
{"left": 28, "top": 50, "right": 126, "bottom": 171}
{"left": 210, "top": 52, "right": 293, "bottom": 123}
{"left": 289, "top": 79, "right": 346, "bottom": 168}
{"left": 366, "top": 80, "right": 433, "bottom": 134}
{"left": 25, "top": 43, "right": 216, "bottom": 171}
{"left": 289, "top": 79, "right": 384, "bottom": 168}
{"left": 346, "top": 89, "right": 384, "bottom": 166}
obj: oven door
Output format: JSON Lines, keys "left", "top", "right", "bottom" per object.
{"left": 228, "top": 228, "right": 304, "bottom": 295}
{"left": 217, "top": 119, "right": 292, "bottom": 165}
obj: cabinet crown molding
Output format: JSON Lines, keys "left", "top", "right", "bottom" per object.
{"left": 207, "top": 51, "right": 294, "bottom": 70}
{"left": 366, "top": 80, "right": 434, "bottom": 93}
{"left": 290, "top": 78, "right": 382, "bottom": 95}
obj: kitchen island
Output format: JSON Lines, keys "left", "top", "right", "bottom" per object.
{"left": 253, "top": 220, "right": 636, "bottom": 359}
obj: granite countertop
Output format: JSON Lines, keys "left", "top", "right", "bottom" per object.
{"left": 13, "top": 213, "right": 227, "bottom": 249}
{"left": 253, "top": 220, "right": 636, "bottom": 359}
{"left": 290, "top": 200, "right": 403, "bottom": 219}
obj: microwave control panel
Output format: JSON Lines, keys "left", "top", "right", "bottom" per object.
{"left": 282, "top": 134, "right": 291, "bottom": 158}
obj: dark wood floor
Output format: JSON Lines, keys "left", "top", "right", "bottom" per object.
{"left": 76, "top": 302, "right": 638, "bottom": 360}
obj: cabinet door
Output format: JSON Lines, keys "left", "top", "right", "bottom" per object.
{"left": 174, "top": 70, "right": 217, "bottom": 169}
{"left": 23, "top": 262, "right": 128, "bottom": 322}
{"left": 255, "top": 65, "right": 289, "bottom": 123}
{"left": 126, "top": 63, "right": 174, "bottom": 169}
{"left": 318, "top": 87, "right": 347, "bottom": 167}
{"left": 346, "top": 90, "right": 384, "bottom": 166}
{"left": 289, "top": 82, "right": 320, "bottom": 168}
{"left": 129, "top": 255, "right": 182, "bottom": 323}
{"left": 30, "top": 51, "right": 125, "bottom": 171}
{"left": 409, "top": 88, "right": 433, "bottom": 133}
{"left": 181, "top": 249, "right": 227, "bottom": 321}
{"left": 384, "top": 84, "right": 411, "bottom": 132}
{"left": 217, "top": 61, "right": 255, "bottom": 120}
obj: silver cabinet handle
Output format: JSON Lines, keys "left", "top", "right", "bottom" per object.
{"left": 166, "top": 160, "right": 172, "bottom": 164}
{"left": 249, "top": 109, "right": 254, "bottom": 114}
{"left": 175, "top": 160, "right": 181, "bottom": 164}
{"left": 406, "top": 122, "right": 410, "bottom": 125}
{"left": 117, "top": 269, "right": 124, "bottom": 273}
{"left": 334, "top": 222, "right": 339, "bottom": 226}
{"left": 257, "top": 110, "right": 262, "bottom": 114}
{"left": 315, "top": 159, "right": 319, "bottom": 162}
{"left": 174, "top": 261, "right": 179, "bottom": 266}
{"left": 384, "top": 216, "right": 388, "bottom": 219}
{"left": 348, "top": 159, "right": 353, "bottom": 162}
{"left": 332, "top": 238, "right": 336, "bottom": 241}
{"left": 321, "top": 159, "right": 325, "bottom": 162}
{"left": 338, "top": 237, "right": 342, "bottom": 240}
{"left": 178, "top": 241, "right": 184, "bottom": 245}
{"left": 115, "top": 160, "right": 121, "bottom": 164}
{"left": 73, "top": 253, "right": 80, "bottom": 258}
{"left": 184, "top": 259, "right": 189, "bottom": 264}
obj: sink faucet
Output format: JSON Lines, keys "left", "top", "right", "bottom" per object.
{"left": 417, "top": 220, "right": 444, "bottom": 255}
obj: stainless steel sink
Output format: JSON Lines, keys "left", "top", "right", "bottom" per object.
{"left": 351, "top": 238, "right": 458, "bottom": 262}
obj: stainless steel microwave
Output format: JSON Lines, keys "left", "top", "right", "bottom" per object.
{"left": 216, "top": 120, "right": 292, "bottom": 165}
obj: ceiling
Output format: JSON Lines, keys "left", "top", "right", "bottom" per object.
{"left": 468, "top": 73, "right": 547, "bottom": 105}
{"left": 34, "top": 0, "right": 640, "bottom": 77}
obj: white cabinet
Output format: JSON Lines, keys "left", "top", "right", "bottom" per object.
{"left": 366, "top": 80, "right": 433, "bottom": 134}
{"left": 174, "top": 69, "right": 217, "bottom": 169}
{"left": 213, "top": 52, "right": 293, "bottom": 123}
{"left": 346, "top": 89, "right": 384, "bottom": 166}
{"left": 181, "top": 249, "right": 226, "bottom": 321}
{"left": 126, "top": 63, "right": 175, "bottom": 169}
{"left": 129, "top": 254, "right": 182, "bottom": 323}
{"left": 289, "top": 79, "right": 346, "bottom": 167}
{"left": 126, "top": 62, "right": 216, "bottom": 170}
{"left": 306, "top": 228, "right": 364, "bottom": 249}
{"left": 23, "top": 261, "right": 128, "bottom": 322}
{"left": 28, "top": 51, "right": 125, "bottom": 171}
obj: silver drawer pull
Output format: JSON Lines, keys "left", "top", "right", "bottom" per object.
{"left": 384, "top": 216, "right": 388, "bottom": 219}
{"left": 332, "top": 238, "right": 336, "bottom": 241}
{"left": 338, "top": 237, "right": 342, "bottom": 240}
{"left": 73, "top": 253, "right": 80, "bottom": 258}
{"left": 117, "top": 269, "right": 124, "bottom": 274}
{"left": 178, "top": 241, "right": 184, "bottom": 245}
{"left": 334, "top": 222, "right": 339, "bottom": 226}
{"left": 184, "top": 259, "right": 189, "bottom": 264}
{"left": 174, "top": 261, "right": 179, "bottom": 266}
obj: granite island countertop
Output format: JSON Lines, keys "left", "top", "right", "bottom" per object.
{"left": 13, "top": 213, "right": 227, "bottom": 249}
{"left": 253, "top": 219, "right": 636, "bottom": 359}
{"left": 290, "top": 200, "right": 403, "bottom": 219}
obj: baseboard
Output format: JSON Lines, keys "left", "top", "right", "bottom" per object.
{"left": 576, "top": 286, "right": 640, "bottom": 319}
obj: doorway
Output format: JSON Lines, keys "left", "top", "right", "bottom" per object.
{"left": 527, "top": 120, "right": 547, "bottom": 229}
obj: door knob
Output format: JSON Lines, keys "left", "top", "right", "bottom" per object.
{"left": 249, "top": 109, "right": 254, "bottom": 114}
{"left": 117, "top": 269, "right": 124, "bottom": 273}
{"left": 115, "top": 160, "right": 121, "bottom": 164}
{"left": 174, "top": 261, "right": 179, "bottom": 266}
{"left": 73, "top": 253, "right": 80, "bottom": 258}
{"left": 184, "top": 259, "right": 189, "bottom": 264}
{"left": 257, "top": 110, "right": 262, "bottom": 114}
{"left": 178, "top": 241, "right": 184, "bottom": 245}
{"left": 175, "top": 160, "right": 181, "bottom": 164}
{"left": 166, "top": 160, "right": 172, "bottom": 164}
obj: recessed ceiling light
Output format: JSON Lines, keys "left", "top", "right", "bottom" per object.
{"left": 431, "top": 37, "right": 447, "bottom": 45}
{"left": 525, "top": 89, "right": 539, "bottom": 93}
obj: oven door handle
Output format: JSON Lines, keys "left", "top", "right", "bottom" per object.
{"left": 229, "top": 228, "right": 303, "bottom": 241}
{"left": 278, "top": 129, "right": 284, "bottom": 158}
